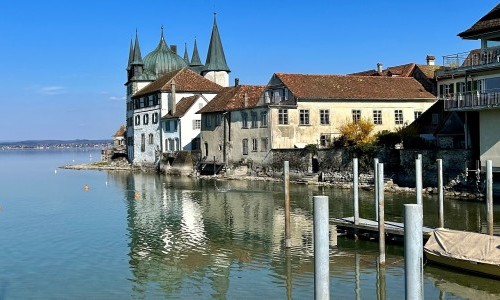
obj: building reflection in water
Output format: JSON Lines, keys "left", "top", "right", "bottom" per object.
{"left": 105, "top": 171, "right": 500, "bottom": 299}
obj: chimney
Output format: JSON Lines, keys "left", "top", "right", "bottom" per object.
{"left": 171, "top": 79, "right": 176, "bottom": 115}
{"left": 235, "top": 78, "right": 240, "bottom": 86}
{"left": 170, "top": 45, "right": 177, "bottom": 54}
{"left": 244, "top": 93, "right": 248, "bottom": 108}
{"left": 377, "top": 63, "right": 383, "bottom": 73}
{"left": 426, "top": 55, "right": 435, "bottom": 66}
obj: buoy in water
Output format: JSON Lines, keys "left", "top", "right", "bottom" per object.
{"left": 83, "top": 185, "right": 91, "bottom": 191}
{"left": 134, "top": 193, "right": 141, "bottom": 199}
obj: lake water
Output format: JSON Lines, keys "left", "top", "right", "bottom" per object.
{"left": 1, "top": 149, "right": 500, "bottom": 299}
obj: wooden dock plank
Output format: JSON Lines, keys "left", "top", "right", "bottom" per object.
{"left": 332, "top": 217, "right": 433, "bottom": 239}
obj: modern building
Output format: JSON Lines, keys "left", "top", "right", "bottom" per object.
{"left": 436, "top": 3, "right": 500, "bottom": 168}
{"left": 124, "top": 16, "right": 230, "bottom": 167}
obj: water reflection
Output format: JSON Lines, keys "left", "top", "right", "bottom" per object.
{"left": 106, "top": 171, "right": 500, "bottom": 299}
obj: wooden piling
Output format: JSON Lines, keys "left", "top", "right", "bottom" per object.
{"left": 284, "top": 161, "right": 291, "bottom": 247}
{"left": 353, "top": 158, "right": 359, "bottom": 225}
{"left": 374, "top": 158, "right": 379, "bottom": 221}
{"left": 416, "top": 157, "right": 422, "bottom": 206}
{"left": 404, "top": 204, "right": 423, "bottom": 300}
{"left": 314, "top": 195, "right": 330, "bottom": 300}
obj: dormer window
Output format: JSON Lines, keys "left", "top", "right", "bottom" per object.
{"left": 264, "top": 91, "right": 271, "bottom": 103}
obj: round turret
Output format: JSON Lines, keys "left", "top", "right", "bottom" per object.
{"left": 143, "top": 31, "right": 188, "bottom": 77}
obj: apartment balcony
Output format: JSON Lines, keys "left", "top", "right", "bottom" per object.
{"left": 443, "top": 89, "right": 500, "bottom": 111}
{"left": 437, "top": 46, "right": 500, "bottom": 77}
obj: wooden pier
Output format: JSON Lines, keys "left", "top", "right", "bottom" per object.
{"left": 332, "top": 217, "right": 434, "bottom": 242}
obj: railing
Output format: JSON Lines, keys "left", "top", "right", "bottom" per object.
{"left": 443, "top": 89, "right": 500, "bottom": 110}
{"left": 442, "top": 46, "right": 500, "bottom": 71}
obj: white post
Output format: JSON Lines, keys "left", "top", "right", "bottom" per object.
{"left": 404, "top": 204, "right": 423, "bottom": 300}
{"left": 487, "top": 160, "right": 494, "bottom": 236}
{"left": 378, "top": 163, "right": 385, "bottom": 265}
{"left": 284, "top": 161, "right": 291, "bottom": 247}
{"left": 374, "top": 158, "right": 379, "bottom": 221}
{"left": 353, "top": 158, "right": 359, "bottom": 225}
{"left": 314, "top": 195, "right": 330, "bottom": 300}
{"left": 416, "top": 157, "right": 422, "bottom": 206}
{"left": 437, "top": 159, "right": 444, "bottom": 228}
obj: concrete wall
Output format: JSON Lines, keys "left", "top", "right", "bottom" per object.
{"left": 480, "top": 109, "right": 500, "bottom": 167}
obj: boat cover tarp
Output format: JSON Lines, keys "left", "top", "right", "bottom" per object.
{"left": 424, "top": 228, "right": 500, "bottom": 266}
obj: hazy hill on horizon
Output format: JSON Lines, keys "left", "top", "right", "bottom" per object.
{"left": 0, "top": 139, "right": 112, "bottom": 146}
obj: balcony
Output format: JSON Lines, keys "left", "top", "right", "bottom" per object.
{"left": 437, "top": 46, "right": 500, "bottom": 77}
{"left": 443, "top": 89, "right": 500, "bottom": 111}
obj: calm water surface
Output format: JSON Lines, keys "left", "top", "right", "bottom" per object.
{"left": 1, "top": 149, "right": 500, "bottom": 299}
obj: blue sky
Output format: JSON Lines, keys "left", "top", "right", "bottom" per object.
{"left": 0, "top": 0, "right": 498, "bottom": 141}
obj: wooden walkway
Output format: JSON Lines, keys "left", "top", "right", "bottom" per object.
{"left": 332, "top": 217, "right": 434, "bottom": 241}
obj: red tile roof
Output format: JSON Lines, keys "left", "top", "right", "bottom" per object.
{"left": 162, "top": 95, "right": 201, "bottom": 119}
{"left": 459, "top": 4, "right": 500, "bottom": 39}
{"left": 197, "top": 85, "right": 266, "bottom": 113}
{"left": 113, "top": 125, "right": 126, "bottom": 137}
{"left": 133, "top": 68, "right": 222, "bottom": 98}
{"left": 275, "top": 73, "right": 435, "bottom": 100}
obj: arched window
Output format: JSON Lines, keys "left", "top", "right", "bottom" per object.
{"left": 143, "top": 114, "right": 149, "bottom": 125}
{"left": 148, "top": 133, "right": 154, "bottom": 144}
{"left": 152, "top": 112, "right": 158, "bottom": 124}
{"left": 135, "top": 115, "right": 140, "bottom": 125}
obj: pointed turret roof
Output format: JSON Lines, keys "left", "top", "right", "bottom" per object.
{"left": 132, "top": 31, "right": 144, "bottom": 65}
{"left": 204, "top": 14, "right": 230, "bottom": 73}
{"left": 190, "top": 39, "right": 203, "bottom": 67}
{"left": 127, "top": 39, "right": 134, "bottom": 70}
{"left": 183, "top": 43, "right": 190, "bottom": 64}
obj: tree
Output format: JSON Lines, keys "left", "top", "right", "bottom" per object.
{"left": 337, "top": 117, "right": 375, "bottom": 146}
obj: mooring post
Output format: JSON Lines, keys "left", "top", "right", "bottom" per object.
{"left": 374, "top": 158, "right": 379, "bottom": 221}
{"left": 404, "top": 204, "right": 423, "bottom": 300}
{"left": 487, "top": 160, "right": 494, "bottom": 236}
{"left": 313, "top": 195, "right": 330, "bottom": 300}
{"left": 353, "top": 158, "right": 359, "bottom": 225}
{"left": 355, "top": 253, "right": 361, "bottom": 300}
{"left": 213, "top": 156, "right": 216, "bottom": 176}
{"left": 284, "top": 161, "right": 291, "bottom": 247}
{"left": 437, "top": 159, "right": 444, "bottom": 228}
{"left": 378, "top": 163, "right": 385, "bottom": 265}
{"left": 416, "top": 157, "right": 422, "bottom": 206}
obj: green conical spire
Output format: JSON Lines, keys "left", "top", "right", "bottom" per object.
{"left": 183, "top": 43, "right": 190, "bottom": 64}
{"left": 204, "top": 14, "right": 230, "bottom": 72}
{"left": 190, "top": 38, "right": 203, "bottom": 67}
{"left": 127, "top": 39, "right": 134, "bottom": 70}
{"left": 132, "top": 30, "right": 144, "bottom": 65}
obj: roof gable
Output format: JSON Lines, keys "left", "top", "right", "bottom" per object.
{"left": 275, "top": 73, "right": 435, "bottom": 100}
{"left": 133, "top": 68, "right": 222, "bottom": 98}
{"left": 459, "top": 4, "right": 500, "bottom": 39}
{"left": 198, "top": 85, "right": 266, "bottom": 113}
{"left": 162, "top": 95, "right": 201, "bottom": 119}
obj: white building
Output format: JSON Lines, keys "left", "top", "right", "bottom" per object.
{"left": 124, "top": 16, "right": 230, "bottom": 167}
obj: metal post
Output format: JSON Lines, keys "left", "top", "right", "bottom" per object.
{"left": 353, "top": 158, "right": 359, "bottom": 225}
{"left": 487, "top": 160, "right": 494, "bottom": 236}
{"left": 284, "top": 161, "right": 291, "bottom": 247}
{"left": 314, "top": 195, "right": 330, "bottom": 300}
{"left": 213, "top": 156, "right": 216, "bottom": 176}
{"left": 437, "top": 159, "right": 444, "bottom": 228}
{"left": 416, "top": 157, "right": 422, "bottom": 206}
{"left": 378, "top": 163, "right": 385, "bottom": 264}
{"left": 404, "top": 204, "right": 423, "bottom": 300}
{"left": 374, "top": 158, "right": 379, "bottom": 221}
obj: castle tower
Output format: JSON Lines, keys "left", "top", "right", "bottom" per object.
{"left": 202, "top": 14, "right": 230, "bottom": 87}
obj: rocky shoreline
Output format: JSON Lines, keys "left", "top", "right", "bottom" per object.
{"left": 61, "top": 161, "right": 485, "bottom": 201}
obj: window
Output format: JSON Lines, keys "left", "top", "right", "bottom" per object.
{"left": 320, "top": 110, "right": 330, "bottom": 125}
{"left": 143, "top": 114, "right": 149, "bottom": 125}
{"left": 242, "top": 139, "right": 248, "bottom": 155}
{"left": 194, "top": 119, "right": 201, "bottom": 130}
{"left": 134, "top": 99, "right": 140, "bottom": 109}
{"left": 261, "top": 138, "right": 268, "bottom": 152}
{"left": 394, "top": 110, "right": 404, "bottom": 125}
{"left": 153, "top": 94, "right": 159, "bottom": 106}
{"left": 205, "top": 115, "right": 211, "bottom": 128}
{"left": 148, "top": 96, "right": 154, "bottom": 107}
{"left": 166, "top": 121, "right": 171, "bottom": 132}
{"left": 299, "top": 109, "right": 310, "bottom": 125}
{"left": 251, "top": 112, "right": 258, "bottom": 128}
{"left": 373, "top": 110, "right": 382, "bottom": 125}
{"left": 175, "top": 138, "right": 179, "bottom": 151}
{"left": 140, "top": 98, "right": 144, "bottom": 108}
{"left": 173, "top": 120, "right": 178, "bottom": 132}
{"left": 168, "top": 139, "right": 174, "bottom": 151}
{"left": 414, "top": 111, "right": 422, "bottom": 120}
{"left": 215, "top": 114, "right": 221, "bottom": 127}
{"left": 352, "top": 110, "right": 361, "bottom": 123}
{"left": 260, "top": 112, "right": 268, "bottom": 127}
{"left": 242, "top": 112, "right": 248, "bottom": 128}
{"left": 148, "top": 133, "right": 154, "bottom": 144}
{"left": 192, "top": 138, "right": 200, "bottom": 150}
{"left": 152, "top": 112, "right": 158, "bottom": 124}
{"left": 135, "top": 115, "right": 140, "bottom": 125}
{"left": 252, "top": 138, "right": 258, "bottom": 152}
{"left": 278, "top": 109, "right": 288, "bottom": 125}
{"left": 204, "top": 142, "right": 208, "bottom": 156}
{"left": 141, "top": 134, "right": 145, "bottom": 152}
{"left": 320, "top": 134, "right": 331, "bottom": 147}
